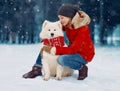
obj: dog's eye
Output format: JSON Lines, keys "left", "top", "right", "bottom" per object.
{"left": 48, "top": 29, "right": 50, "bottom": 31}
{"left": 54, "top": 29, "right": 56, "bottom": 31}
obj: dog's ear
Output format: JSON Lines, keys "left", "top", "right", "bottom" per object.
{"left": 42, "top": 20, "right": 49, "bottom": 28}
{"left": 57, "top": 21, "right": 62, "bottom": 29}
{"left": 40, "top": 20, "right": 52, "bottom": 38}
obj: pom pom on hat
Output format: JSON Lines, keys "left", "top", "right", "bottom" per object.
{"left": 57, "top": 4, "right": 79, "bottom": 18}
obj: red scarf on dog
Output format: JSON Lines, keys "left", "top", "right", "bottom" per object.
{"left": 42, "top": 36, "right": 65, "bottom": 47}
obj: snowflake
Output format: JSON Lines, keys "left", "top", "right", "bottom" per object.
{"left": 107, "top": 19, "right": 110, "bottom": 22}
{"left": 50, "top": 1, "right": 53, "bottom": 4}
{"left": 110, "top": 10, "right": 117, "bottom": 16}
{"left": 93, "top": 18, "right": 96, "bottom": 22}
{"left": 14, "top": 8, "right": 16, "bottom": 11}
{"left": 21, "top": 36, "right": 24, "bottom": 39}
{"left": 10, "top": 2, "right": 14, "bottom": 5}
{"left": 26, "top": 32, "right": 28, "bottom": 34}
{"left": 36, "top": 9, "right": 40, "bottom": 12}
{"left": 6, "top": 12, "right": 9, "bottom": 14}
{"left": 28, "top": 0, "right": 32, "bottom": 2}
{"left": 4, "top": 26, "right": 8, "bottom": 29}
{"left": 19, "top": 25, "right": 22, "bottom": 28}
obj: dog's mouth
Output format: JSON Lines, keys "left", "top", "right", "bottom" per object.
{"left": 51, "top": 33, "right": 54, "bottom": 37}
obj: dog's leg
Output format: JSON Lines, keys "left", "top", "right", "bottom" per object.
{"left": 42, "top": 60, "right": 50, "bottom": 81}
{"left": 56, "top": 64, "right": 63, "bottom": 80}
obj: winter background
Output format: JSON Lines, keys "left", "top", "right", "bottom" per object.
{"left": 0, "top": 0, "right": 120, "bottom": 91}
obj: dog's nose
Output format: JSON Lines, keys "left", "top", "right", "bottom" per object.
{"left": 51, "top": 33, "right": 54, "bottom": 37}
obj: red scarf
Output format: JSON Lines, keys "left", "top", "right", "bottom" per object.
{"left": 42, "top": 36, "right": 65, "bottom": 47}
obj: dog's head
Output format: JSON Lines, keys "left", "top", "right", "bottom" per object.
{"left": 40, "top": 20, "right": 63, "bottom": 39}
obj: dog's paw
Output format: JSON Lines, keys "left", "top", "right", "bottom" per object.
{"left": 43, "top": 76, "right": 50, "bottom": 81}
{"left": 55, "top": 76, "right": 62, "bottom": 81}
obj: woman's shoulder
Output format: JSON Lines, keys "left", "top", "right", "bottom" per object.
{"left": 76, "top": 25, "right": 90, "bottom": 34}
{"left": 80, "top": 25, "right": 89, "bottom": 29}
{"left": 77, "top": 25, "right": 89, "bottom": 30}
{"left": 72, "top": 11, "right": 91, "bottom": 29}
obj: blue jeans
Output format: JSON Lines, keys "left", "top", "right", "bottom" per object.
{"left": 57, "top": 54, "right": 88, "bottom": 70}
{"left": 34, "top": 54, "right": 42, "bottom": 67}
{"left": 34, "top": 54, "right": 87, "bottom": 70}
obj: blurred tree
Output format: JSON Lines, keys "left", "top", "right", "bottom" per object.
{"left": 0, "top": 0, "right": 120, "bottom": 46}
{"left": 99, "top": 0, "right": 120, "bottom": 45}
{"left": 0, "top": 0, "right": 36, "bottom": 44}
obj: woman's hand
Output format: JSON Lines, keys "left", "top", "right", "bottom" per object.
{"left": 40, "top": 45, "right": 53, "bottom": 54}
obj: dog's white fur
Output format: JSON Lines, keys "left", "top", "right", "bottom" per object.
{"left": 40, "top": 20, "right": 73, "bottom": 81}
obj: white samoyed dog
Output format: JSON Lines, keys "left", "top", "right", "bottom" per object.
{"left": 40, "top": 20, "right": 73, "bottom": 81}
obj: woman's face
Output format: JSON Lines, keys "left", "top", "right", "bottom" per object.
{"left": 58, "top": 15, "right": 72, "bottom": 27}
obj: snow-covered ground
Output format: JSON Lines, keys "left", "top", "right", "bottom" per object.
{"left": 0, "top": 44, "right": 120, "bottom": 91}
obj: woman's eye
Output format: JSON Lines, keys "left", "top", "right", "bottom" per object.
{"left": 54, "top": 29, "right": 56, "bottom": 31}
{"left": 48, "top": 29, "right": 50, "bottom": 31}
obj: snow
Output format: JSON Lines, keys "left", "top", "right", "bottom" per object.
{"left": 0, "top": 44, "right": 120, "bottom": 91}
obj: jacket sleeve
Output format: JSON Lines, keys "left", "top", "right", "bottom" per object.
{"left": 55, "top": 26, "right": 90, "bottom": 55}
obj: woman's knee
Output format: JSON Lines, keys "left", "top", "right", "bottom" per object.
{"left": 57, "top": 55, "right": 67, "bottom": 66}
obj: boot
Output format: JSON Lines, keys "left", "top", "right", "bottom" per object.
{"left": 77, "top": 65, "right": 88, "bottom": 80}
{"left": 22, "top": 66, "right": 42, "bottom": 79}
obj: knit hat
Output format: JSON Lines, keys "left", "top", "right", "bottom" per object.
{"left": 57, "top": 4, "right": 79, "bottom": 18}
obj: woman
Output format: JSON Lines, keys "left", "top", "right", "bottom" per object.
{"left": 23, "top": 4, "right": 95, "bottom": 80}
